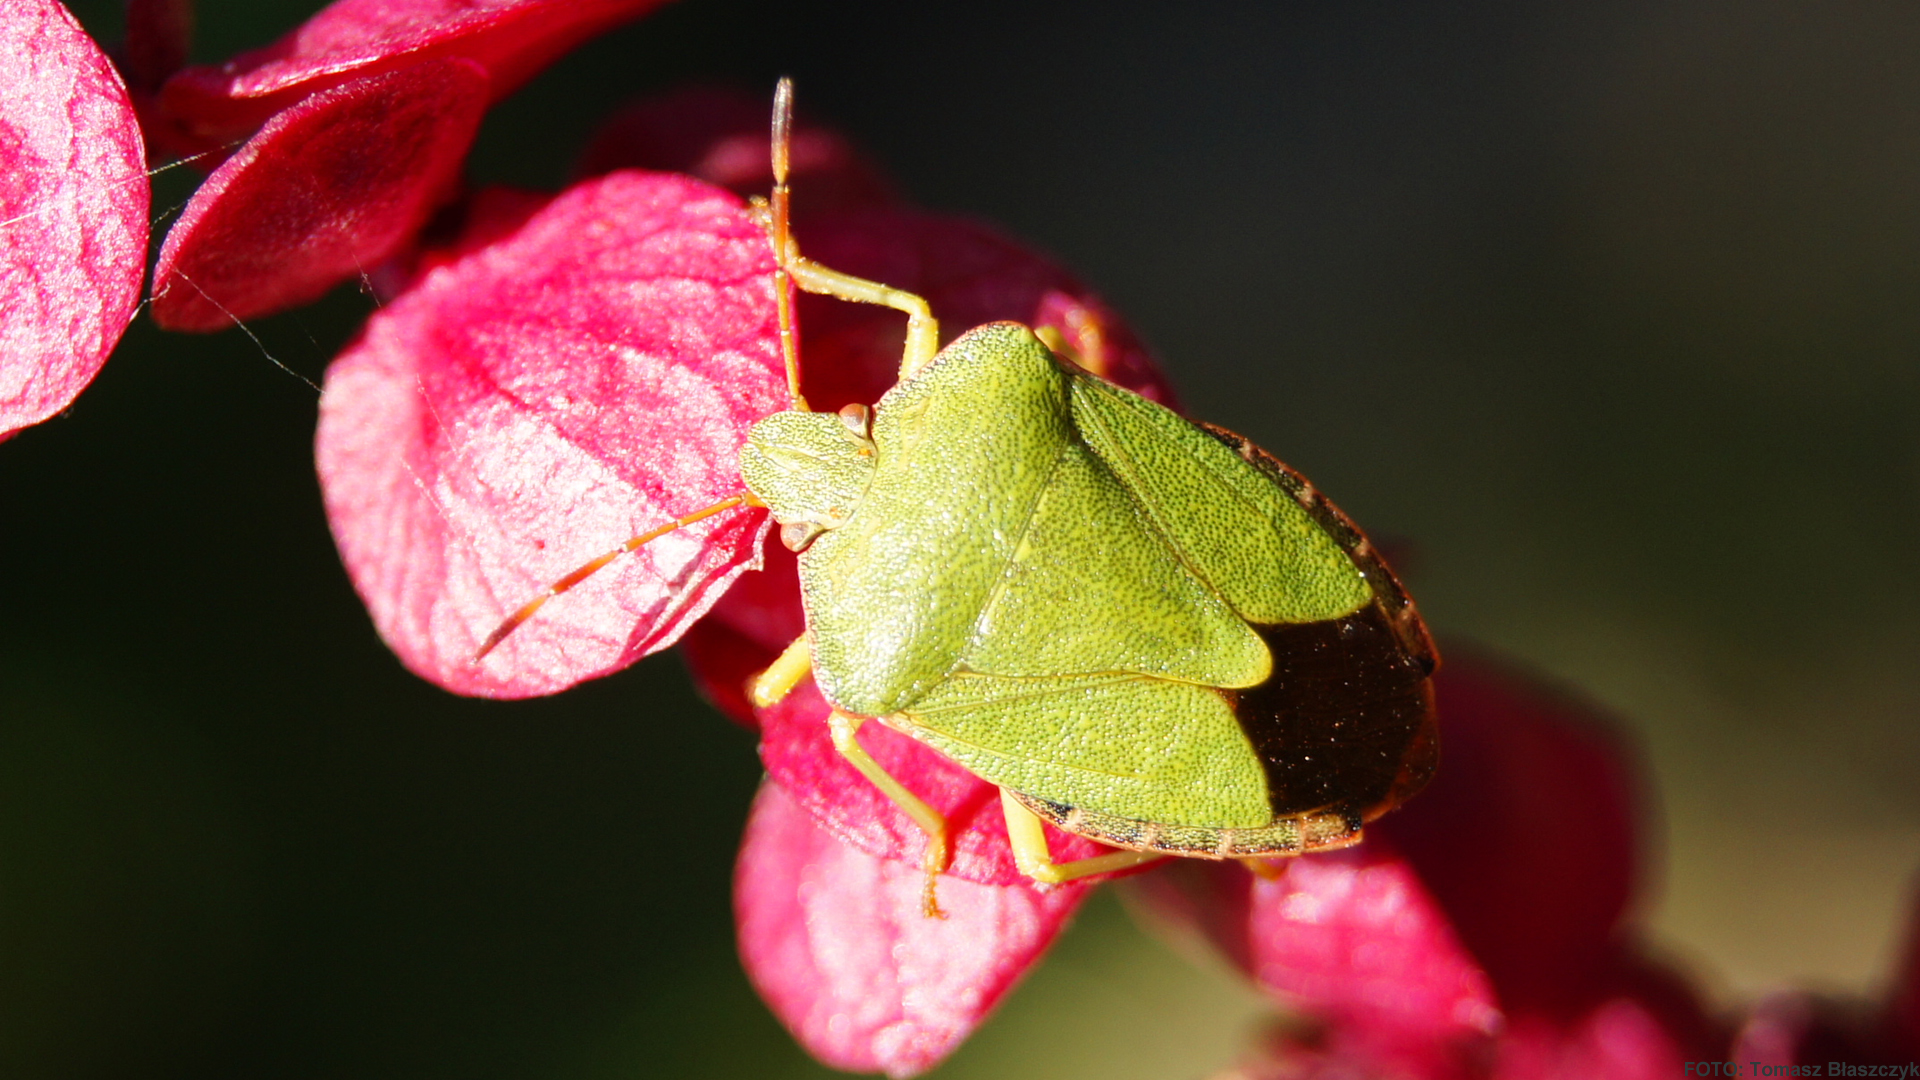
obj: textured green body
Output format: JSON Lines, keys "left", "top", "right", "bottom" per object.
{"left": 740, "top": 322, "right": 1423, "bottom": 838}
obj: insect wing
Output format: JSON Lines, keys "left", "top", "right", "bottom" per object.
{"left": 957, "top": 438, "right": 1267, "bottom": 688}
{"left": 892, "top": 671, "right": 1272, "bottom": 829}
{"left": 1068, "top": 375, "right": 1373, "bottom": 626}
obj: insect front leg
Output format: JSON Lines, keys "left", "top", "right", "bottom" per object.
{"left": 998, "top": 790, "right": 1165, "bottom": 886}
{"left": 782, "top": 258, "right": 940, "bottom": 380}
{"left": 826, "top": 710, "right": 952, "bottom": 919}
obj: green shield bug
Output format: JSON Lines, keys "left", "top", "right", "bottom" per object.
{"left": 483, "top": 79, "right": 1438, "bottom": 916}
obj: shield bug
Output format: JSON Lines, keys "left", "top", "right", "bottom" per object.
{"left": 483, "top": 79, "right": 1438, "bottom": 915}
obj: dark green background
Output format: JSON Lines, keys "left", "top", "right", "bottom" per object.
{"left": 6, "top": 1, "right": 1918, "bottom": 1075}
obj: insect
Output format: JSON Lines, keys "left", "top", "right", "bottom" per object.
{"left": 483, "top": 80, "right": 1438, "bottom": 916}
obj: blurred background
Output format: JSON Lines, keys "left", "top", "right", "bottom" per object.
{"left": 6, "top": 0, "right": 1918, "bottom": 1075}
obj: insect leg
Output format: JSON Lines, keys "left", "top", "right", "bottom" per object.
{"left": 784, "top": 258, "right": 940, "bottom": 381}
{"left": 748, "top": 634, "right": 811, "bottom": 707}
{"left": 827, "top": 710, "right": 951, "bottom": 919}
{"left": 998, "top": 789, "right": 1165, "bottom": 886}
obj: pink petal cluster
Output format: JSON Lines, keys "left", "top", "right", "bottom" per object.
{"left": 1, "top": 0, "right": 148, "bottom": 440}
{"left": 143, "top": 0, "right": 669, "bottom": 331}
{"left": 316, "top": 169, "right": 785, "bottom": 698}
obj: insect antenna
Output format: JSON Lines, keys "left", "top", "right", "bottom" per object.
{"left": 473, "top": 492, "right": 761, "bottom": 662}
{"left": 769, "top": 76, "right": 808, "bottom": 412}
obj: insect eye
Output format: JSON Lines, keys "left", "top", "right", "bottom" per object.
{"left": 780, "top": 521, "right": 827, "bottom": 552}
{"left": 836, "top": 403, "right": 873, "bottom": 439}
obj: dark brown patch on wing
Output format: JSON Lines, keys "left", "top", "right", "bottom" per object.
{"left": 1233, "top": 604, "right": 1438, "bottom": 819}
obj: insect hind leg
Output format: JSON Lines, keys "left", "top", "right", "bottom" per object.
{"left": 999, "top": 790, "right": 1165, "bottom": 885}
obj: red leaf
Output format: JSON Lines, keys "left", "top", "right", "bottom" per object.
{"left": 315, "top": 170, "right": 784, "bottom": 698}
{"left": 1375, "top": 651, "right": 1643, "bottom": 1015}
{"left": 150, "top": 58, "right": 489, "bottom": 331}
{"left": 756, "top": 678, "right": 1118, "bottom": 887}
{"left": 0, "top": 0, "right": 147, "bottom": 439}
{"left": 157, "top": 0, "right": 668, "bottom": 146}
{"left": 735, "top": 781, "right": 1090, "bottom": 1078}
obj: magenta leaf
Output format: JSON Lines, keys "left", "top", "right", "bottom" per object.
{"left": 1244, "top": 845, "right": 1501, "bottom": 1049}
{"left": 157, "top": 0, "right": 670, "bottom": 146}
{"left": 150, "top": 58, "right": 489, "bottom": 331}
{"left": 735, "top": 781, "right": 1090, "bottom": 1078}
{"left": 315, "top": 170, "right": 784, "bottom": 697}
{"left": 0, "top": 0, "right": 148, "bottom": 439}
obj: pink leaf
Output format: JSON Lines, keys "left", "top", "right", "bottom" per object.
{"left": 756, "top": 678, "right": 1118, "bottom": 887}
{"left": 315, "top": 170, "right": 784, "bottom": 697}
{"left": 150, "top": 58, "right": 489, "bottom": 331}
{"left": 0, "top": 0, "right": 148, "bottom": 439}
{"left": 1375, "top": 651, "right": 1643, "bottom": 1014}
{"left": 735, "top": 781, "right": 1090, "bottom": 1078}
{"left": 1246, "top": 846, "right": 1502, "bottom": 1049}
{"left": 157, "top": 0, "right": 669, "bottom": 146}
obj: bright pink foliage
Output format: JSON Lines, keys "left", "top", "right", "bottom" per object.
{"left": 735, "top": 781, "right": 1089, "bottom": 1079}
{"left": 0, "top": 0, "right": 148, "bottom": 439}
{"left": 145, "top": 0, "right": 667, "bottom": 330}
{"left": 158, "top": 0, "right": 670, "bottom": 146}
{"left": 151, "top": 58, "right": 490, "bottom": 330}
{"left": 315, "top": 169, "right": 784, "bottom": 698}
